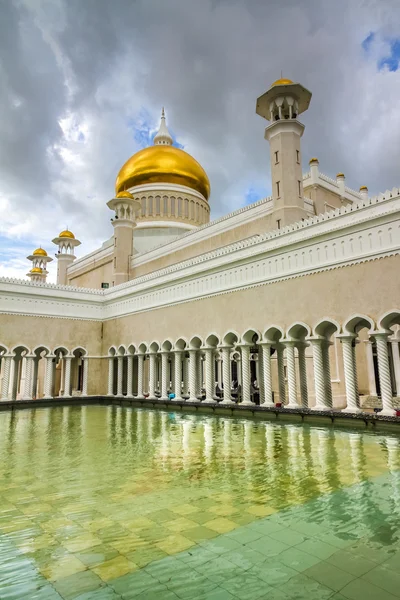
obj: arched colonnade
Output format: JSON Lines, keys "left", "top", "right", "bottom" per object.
{"left": 0, "top": 345, "right": 88, "bottom": 401}
{"left": 106, "top": 311, "right": 400, "bottom": 416}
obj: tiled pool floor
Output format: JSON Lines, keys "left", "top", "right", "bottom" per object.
{"left": 0, "top": 406, "right": 399, "bottom": 599}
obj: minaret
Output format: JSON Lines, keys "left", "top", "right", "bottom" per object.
{"left": 107, "top": 191, "right": 140, "bottom": 286}
{"left": 27, "top": 247, "right": 52, "bottom": 283}
{"left": 52, "top": 229, "right": 81, "bottom": 285}
{"left": 256, "top": 77, "right": 312, "bottom": 227}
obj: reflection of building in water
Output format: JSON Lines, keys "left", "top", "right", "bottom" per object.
{"left": 1, "top": 76, "right": 400, "bottom": 416}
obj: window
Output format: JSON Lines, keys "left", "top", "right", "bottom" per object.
{"left": 274, "top": 151, "right": 279, "bottom": 164}
{"left": 296, "top": 150, "right": 300, "bottom": 163}
{"left": 171, "top": 197, "right": 175, "bottom": 215}
{"left": 178, "top": 198, "right": 182, "bottom": 217}
{"left": 113, "top": 257, "right": 116, "bottom": 269}
{"left": 276, "top": 181, "right": 280, "bottom": 197}
{"left": 156, "top": 196, "right": 161, "bottom": 215}
{"left": 277, "top": 219, "right": 281, "bottom": 229}
{"left": 298, "top": 180, "right": 301, "bottom": 196}
{"left": 101, "top": 282, "right": 109, "bottom": 289}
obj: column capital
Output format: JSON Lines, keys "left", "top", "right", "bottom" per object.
{"left": 371, "top": 330, "right": 392, "bottom": 340}
{"left": 336, "top": 333, "right": 356, "bottom": 341}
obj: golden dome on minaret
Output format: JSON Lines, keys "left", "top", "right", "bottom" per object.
{"left": 115, "top": 109, "right": 210, "bottom": 201}
{"left": 272, "top": 77, "right": 293, "bottom": 86}
{"left": 116, "top": 190, "right": 134, "bottom": 199}
{"left": 59, "top": 229, "right": 75, "bottom": 239}
{"left": 30, "top": 267, "right": 43, "bottom": 274}
{"left": 33, "top": 247, "right": 47, "bottom": 256}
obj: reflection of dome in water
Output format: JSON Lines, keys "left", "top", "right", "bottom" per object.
{"left": 115, "top": 109, "right": 210, "bottom": 201}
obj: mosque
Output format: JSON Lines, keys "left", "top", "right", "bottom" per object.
{"left": 0, "top": 77, "right": 399, "bottom": 417}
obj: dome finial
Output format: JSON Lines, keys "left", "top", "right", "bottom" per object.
{"left": 154, "top": 108, "right": 173, "bottom": 146}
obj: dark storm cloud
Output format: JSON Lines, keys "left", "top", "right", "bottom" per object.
{"left": 1, "top": 0, "right": 400, "bottom": 279}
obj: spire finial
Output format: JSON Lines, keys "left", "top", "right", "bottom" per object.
{"left": 153, "top": 107, "right": 173, "bottom": 146}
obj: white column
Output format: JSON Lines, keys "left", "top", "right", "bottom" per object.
{"left": 107, "top": 357, "right": 114, "bottom": 396}
{"left": 236, "top": 355, "right": 242, "bottom": 385}
{"left": 339, "top": 336, "right": 361, "bottom": 413}
{"left": 310, "top": 339, "right": 330, "bottom": 410}
{"left": 126, "top": 355, "right": 134, "bottom": 397}
{"left": 82, "top": 357, "right": 89, "bottom": 396}
{"left": 31, "top": 358, "right": 39, "bottom": 399}
{"left": 277, "top": 345, "right": 286, "bottom": 404}
{"left": 240, "top": 345, "right": 254, "bottom": 405}
{"left": 390, "top": 340, "right": 400, "bottom": 397}
{"left": 117, "top": 356, "right": 124, "bottom": 397}
{"left": 297, "top": 343, "right": 308, "bottom": 408}
{"left": 375, "top": 333, "right": 396, "bottom": 416}
{"left": 22, "top": 356, "right": 34, "bottom": 400}
{"left": 216, "top": 355, "right": 222, "bottom": 388}
{"left": 322, "top": 341, "right": 333, "bottom": 407}
{"left": 160, "top": 352, "right": 169, "bottom": 400}
{"left": 365, "top": 341, "right": 377, "bottom": 396}
{"left": 148, "top": 353, "right": 157, "bottom": 399}
{"left": 196, "top": 352, "right": 203, "bottom": 395}
{"left": 182, "top": 355, "right": 189, "bottom": 396}
{"left": 284, "top": 342, "right": 300, "bottom": 408}
{"left": 260, "top": 343, "right": 274, "bottom": 406}
{"left": 1, "top": 356, "right": 12, "bottom": 401}
{"left": 203, "top": 348, "right": 215, "bottom": 403}
{"left": 136, "top": 354, "right": 144, "bottom": 399}
{"left": 220, "top": 346, "right": 234, "bottom": 404}
{"left": 43, "top": 356, "right": 55, "bottom": 399}
{"left": 63, "top": 356, "right": 72, "bottom": 398}
{"left": 188, "top": 349, "right": 198, "bottom": 401}
{"left": 174, "top": 351, "right": 183, "bottom": 400}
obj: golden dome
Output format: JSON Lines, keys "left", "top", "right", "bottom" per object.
{"left": 116, "top": 190, "right": 134, "bottom": 199}
{"left": 33, "top": 247, "right": 47, "bottom": 256}
{"left": 360, "top": 185, "right": 368, "bottom": 191}
{"left": 272, "top": 78, "right": 293, "bottom": 87}
{"left": 309, "top": 157, "right": 319, "bottom": 164}
{"left": 336, "top": 172, "right": 345, "bottom": 178}
{"left": 115, "top": 145, "right": 210, "bottom": 201}
{"left": 30, "top": 267, "right": 43, "bottom": 274}
{"left": 59, "top": 229, "right": 75, "bottom": 239}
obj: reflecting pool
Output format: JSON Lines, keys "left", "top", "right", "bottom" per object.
{"left": 0, "top": 406, "right": 400, "bottom": 600}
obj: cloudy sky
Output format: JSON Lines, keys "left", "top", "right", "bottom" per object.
{"left": 1, "top": 0, "right": 399, "bottom": 281}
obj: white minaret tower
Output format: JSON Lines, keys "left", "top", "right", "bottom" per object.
{"left": 256, "top": 77, "right": 312, "bottom": 228}
{"left": 27, "top": 247, "right": 52, "bottom": 283}
{"left": 107, "top": 191, "right": 140, "bottom": 286}
{"left": 52, "top": 229, "right": 81, "bottom": 285}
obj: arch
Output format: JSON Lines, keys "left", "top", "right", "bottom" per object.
{"left": 205, "top": 333, "right": 220, "bottom": 348}
{"left": 127, "top": 343, "right": 136, "bottom": 355}
{"left": 189, "top": 336, "right": 203, "bottom": 349}
{"left": 313, "top": 318, "right": 340, "bottom": 339}
{"left": 263, "top": 325, "right": 284, "bottom": 344}
{"left": 174, "top": 337, "right": 187, "bottom": 350}
{"left": 222, "top": 330, "right": 239, "bottom": 346}
{"left": 0, "top": 343, "right": 9, "bottom": 355}
{"left": 286, "top": 321, "right": 311, "bottom": 341}
{"left": 242, "top": 328, "right": 261, "bottom": 345}
{"left": 161, "top": 339, "right": 173, "bottom": 352}
{"left": 149, "top": 341, "right": 160, "bottom": 353}
{"left": 343, "top": 314, "right": 375, "bottom": 334}
{"left": 11, "top": 344, "right": 30, "bottom": 357}
{"left": 108, "top": 346, "right": 117, "bottom": 357}
{"left": 138, "top": 342, "right": 147, "bottom": 355}
{"left": 379, "top": 310, "right": 400, "bottom": 332}
{"left": 32, "top": 345, "right": 51, "bottom": 358}
{"left": 117, "top": 345, "right": 127, "bottom": 356}
{"left": 71, "top": 346, "right": 88, "bottom": 357}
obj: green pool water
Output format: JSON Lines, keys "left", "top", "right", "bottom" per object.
{"left": 0, "top": 406, "right": 400, "bottom": 600}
